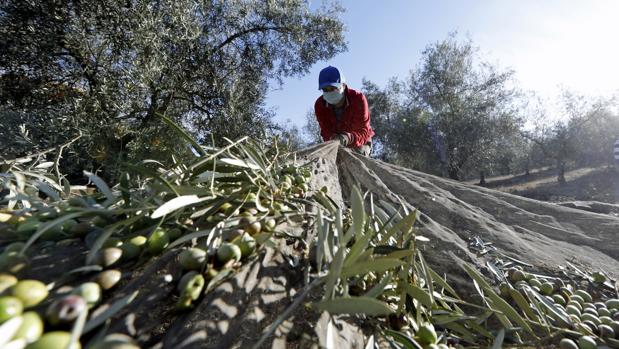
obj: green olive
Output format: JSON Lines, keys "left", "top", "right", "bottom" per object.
{"left": 102, "top": 238, "right": 123, "bottom": 248}
{"left": 70, "top": 222, "right": 94, "bottom": 237}
{"left": 244, "top": 221, "right": 261, "bottom": 235}
{"left": 178, "top": 248, "right": 207, "bottom": 271}
{"left": 14, "top": 311, "right": 43, "bottom": 343}
{"left": 0, "top": 296, "right": 23, "bottom": 323}
{"left": 11, "top": 280, "right": 48, "bottom": 308}
{"left": 16, "top": 219, "right": 40, "bottom": 235}
{"left": 415, "top": 323, "right": 437, "bottom": 345}
{"left": 233, "top": 233, "right": 256, "bottom": 258}
{"left": 120, "top": 242, "right": 141, "bottom": 261}
{"left": 558, "top": 338, "right": 578, "bottom": 349}
{"left": 147, "top": 228, "right": 169, "bottom": 255}
{"left": 569, "top": 295, "right": 585, "bottom": 305}
{"left": 176, "top": 272, "right": 205, "bottom": 310}
{"left": 71, "top": 282, "right": 101, "bottom": 308}
{"left": 94, "top": 248, "right": 123, "bottom": 268}
{"left": 3, "top": 242, "right": 25, "bottom": 254}
{"left": 0, "top": 273, "right": 18, "bottom": 294}
{"left": 574, "top": 290, "right": 593, "bottom": 303}
{"left": 127, "top": 235, "right": 147, "bottom": 247}
{"left": 263, "top": 218, "right": 276, "bottom": 232}
{"left": 0, "top": 251, "right": 29, "bottom": 274}
{"left": 216, "top": 243, "right": 241, "bottom": 264}
{"left": 577, "top": 335, "right": 597, "bottom": 349}
{"left": 25, "top": 331, "right": 81, "bottom": 349}
{"left": 95, "top": 269, "right": 122, "bottom": 291}
{"left": 90, "top": 333, "right": 140, "bottom": 349}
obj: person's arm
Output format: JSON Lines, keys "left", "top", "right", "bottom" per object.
{"left": 346, "top": 93, "right": 373, "bottom": 147}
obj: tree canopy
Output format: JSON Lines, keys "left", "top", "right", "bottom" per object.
{"left": 0, "top": 0, "right": 346, "bottom": 176}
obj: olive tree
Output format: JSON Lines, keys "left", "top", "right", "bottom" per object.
{"left": 406, "top": 33, "right": 522, "bottom": 181}
{"left": 0, "top": 0, "right": 346, "bottom": 176}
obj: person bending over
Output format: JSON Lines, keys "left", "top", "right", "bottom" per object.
{"left": 314, "top": 66, "right": 374, "bottom": 156}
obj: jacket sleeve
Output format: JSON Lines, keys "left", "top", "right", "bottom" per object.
{"left": 314, "top": 100, "right": 335, "bottom": 142}
{"left": 347, "top": 93, "right": 373, "bottom": 147}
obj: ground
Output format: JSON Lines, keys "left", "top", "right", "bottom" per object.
{"left": 472, "top": 165, "right": 619, "bottom": 203}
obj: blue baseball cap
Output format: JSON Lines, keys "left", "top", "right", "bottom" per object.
{"left": 318, "top": 66, "right": 345, "bottom": 90}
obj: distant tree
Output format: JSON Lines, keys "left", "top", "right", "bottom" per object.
{"left": 523, "top": 90, "right": 618, "bottom": 183}
{"left": 409, "top": 33, "right": 522, "bottom": 181}
{"left": 302, "top": 109, "right": 322, "bottom": 146}
{"left": 0, "top": 0, "right": 346, "bottom": 177}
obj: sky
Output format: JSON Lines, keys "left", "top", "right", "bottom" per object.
{"left": 265, "top": 0, "right": 619, "bottom": 128}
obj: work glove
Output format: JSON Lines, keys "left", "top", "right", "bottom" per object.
{"left": 333, "top": 133, "right": 349, "bottom": 147}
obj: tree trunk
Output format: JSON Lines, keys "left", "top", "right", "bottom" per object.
{"left": 479, "top": 171, "right": 486, "bottom": 185}
{"left": 557, "top": 161, "right": 566, "bottom": 184}
{"left": 447, "top": 166, "right": 460, "bottom": 180}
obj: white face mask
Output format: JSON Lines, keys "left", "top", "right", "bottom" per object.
{"left": 323, "top": 86, "right": 344, "bottom": 105}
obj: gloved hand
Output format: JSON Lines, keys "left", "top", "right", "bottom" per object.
{"left": 333, "top": 133, "right": 349, "bottom": 147}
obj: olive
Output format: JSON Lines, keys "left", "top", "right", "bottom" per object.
{"left": 581, "top": 313, "right": 601, "bottom": 326}
{"left": 0, "top": 296, "right": 23, "bottom": 323}
{"left": 553, "top": 294, "right": 567, "bottom": 306}
{"left": 263, "top": 218, "right": 276, "bottom": 232}
{"left": 69, "top": 222, "right": 94, "bottom": 237}
{"left": 591, "top": 271, "right": 606, "bottom": 283}
{"left": 120, "top": 242, "right": 141, "bottom": 261}
{"left": 11, "top": 280, "right": 48, "bottom": 308}
{"left": 71, "top": 282, "right": 101, "bottom": 308}
{"left": 244, "top": 221, "right": 261, "bottom": 235}
{"left": 0, "top": 273, "right": 18, "bottom": 294}
{"left": 178, "top": 248, "right": 207, "bottom": 271}
{"left": 569, "top": 295, "right": 585, "bottom": 305}
{"left": 16, "top": 219, "right": 40, "bottom": 235}
{"left": 509, "top": 269, "right": 525, "bottom": 282}
{"left": 599, "top": 324, "right": 615, "bottom": 338}
{"left": 146, "top": 228, "right": 169, "bottom": 255}
{"left": 222, "top": 229, "right": 244, "bottom": 242}
{"left": 90, "top": 333, "right": 140, "bottom": 349}
{"left": 176, "top": 273, "right": 205, "bottom": 310}
{"left": 61, "top": 219, "right": 77, "bottom": 234}
{"left": 177, "top": 271, "right": 198, "bottom": 293}
{"left": 558, "top": 338, "right": 578, "bottom": 349}
{"left": 167, "top": 228, "right": 182, "bottom": 240}
{"left": 0, "top": 252, "right": 29, "bottom": 274}
{"left": 13, "top": 311, "right": 44, "bottom": 343}
{"left": 102, "top": 238, "right": 123, "bottom": 248}
{"left": 95, "top": 270, "right": 122, "bottom": 290}
{"left": 94, "top": 248, "right": 123, "bottom": 268}
{"left": 127, "top": 235, "right": 147, "bottom": 247}
{"left": 574, "top": 290, "right": 593, "bottom": 303}
{"left": 540, "top": 282, "right": 554, "bottom": 295}
{"left": 577, "top": 335, "right": 597, "bottom": 349}
{"left": 415, "top": 323, "right": 437, "bottom": 345}
{"left": 233, "top": 233, "right": 256, "bottom": 258}
{"left": 528, "top": 278, "right": 542, "bottom": 289}
{"left": 3, "top": 242, "right": 25, "bottom": 254}
{"left": 583, "top": 308, "right": 598, "bottom": 317}
{"left": 598, "top": 307, "right": 611, "bottom": 317}
{"left": 25, "top": 331, "right": 81, "bottom": 349}
{"left": 566, "top": 305, "right": 581, "bottom": 316}
{"left": 600, "top": 316, "right": 614, "bottom": 325}
{"left": 216, "top": 243, "right": 241, "bottom": 264}
{"left": 46, "top": 295, "right": 87, "bottom": 325}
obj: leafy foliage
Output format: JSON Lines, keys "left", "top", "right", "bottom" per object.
{"left": 0, "top": 0, "right": 346, "bottom": 177}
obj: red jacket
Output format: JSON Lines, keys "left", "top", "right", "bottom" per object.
{"left": 314, "top": 87, "right": 375, "bottom": 148}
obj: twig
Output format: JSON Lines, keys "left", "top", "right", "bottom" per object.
{"left": 0, "top": 133, "right": 82, "bottom": 165}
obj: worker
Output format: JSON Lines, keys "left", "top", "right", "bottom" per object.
{"left": 314, "top": 66, "right": 375, "bottom": 156}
